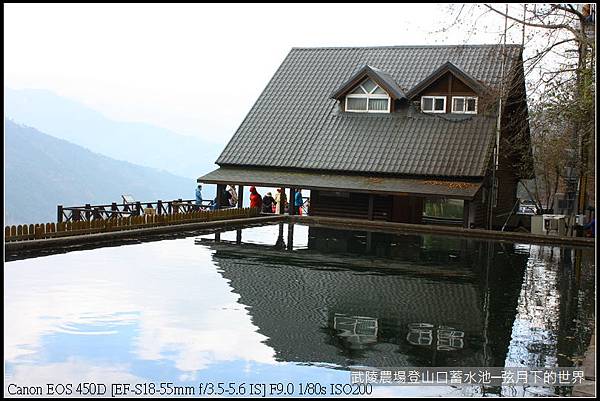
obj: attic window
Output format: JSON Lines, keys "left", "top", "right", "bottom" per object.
{"left": 345, "top": 78, "right": 390, "bottom": 113}
{"left": 421, "top": 96, "right": 446, "bottom": 113}
{"left": 452, "top": 96, "right": 478, "bottom": 114}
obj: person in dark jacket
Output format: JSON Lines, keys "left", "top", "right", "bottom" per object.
{"left": 583, "top": 218, "right": 595, "bottom": 237}
{"left": 262, "top": 192, "right": 276, "bottom": 213}
{"left": 220, "top": 187, "right": 232, "bottom": 208}
{"left": 249, "top": 186, "right": 262, "bottom": 209}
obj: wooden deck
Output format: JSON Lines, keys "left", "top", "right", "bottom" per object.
{"left": 291, "top": 215, "right": 595, "bottom": 247}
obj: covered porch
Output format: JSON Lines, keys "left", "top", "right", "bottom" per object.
{"left": 199, "top": 166, "right": 483, "bottom": 227}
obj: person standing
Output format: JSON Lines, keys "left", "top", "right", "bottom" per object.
{"left": 583, "top": 217, "right": 595, "bottom": 238}
{"left": 249, "top": 186, "right": 263, "bottom": 209}
{"left": 262, "top": 192, "right": 275, "bottom": 213}
{"left": 227, "top": 185, "right": 238, "bottom": 207}
{"left": 220, "top": 186, "right": 232, "bottom": 208}
{"left": 295, "top": 188, "right": 303, "bottom": 215}
{"left": 195, "top": 184, "right": 203, "bottom": 210}
{"left": 274, "top": 188, "right": 287, "bottom": 214}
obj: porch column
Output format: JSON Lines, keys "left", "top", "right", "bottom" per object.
{"left": 238, "top": 185, "right": 244, "bottom": 209}
{"left": 279, "top": 188, "right": 285, "bottom": 215}
{"left": 368, "top": 194, "right": 374, "bottom": 221}
{"left": 216, "top": 184, "right": 224, "bottom": 209}
{"left": 289, "top": 188, "right": 296, "bottom": 215}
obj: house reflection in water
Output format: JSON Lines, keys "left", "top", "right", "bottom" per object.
{"left": 198, "top": 224, "right": 529, "bottom": 369}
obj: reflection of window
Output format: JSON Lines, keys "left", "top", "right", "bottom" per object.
{"left": 345, "top": 78, "right": 390, "bottom": 113}
{"left": 334, "top": 314, "right": 378, "bottom": 345}
{"left": 406, "top": 323, "right": 434, "bottom": 345}
{"left": 406, "top": 323, "right": 464, "bottom": 351}
{"left": 421, "top": 96, "right": 446, "bottom": 113}
{"left": 437, "top": 326, "right": 464, "bottom": 351}
{"left": 452, "top": 96, "right": 478, "bottom": 114}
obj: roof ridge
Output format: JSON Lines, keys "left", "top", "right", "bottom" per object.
{"left": 291, "top": 44, "right": 523, "bottom": 50}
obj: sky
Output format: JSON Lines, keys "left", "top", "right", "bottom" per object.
{"left": 4, "top": 3, "right": 533, "bottom": 145}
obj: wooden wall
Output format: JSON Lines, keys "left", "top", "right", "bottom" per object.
{"left": 310, "top": 190, "right": 424, "bottom": 224}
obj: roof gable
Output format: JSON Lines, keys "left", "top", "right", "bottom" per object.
{"left": 331, "top": 65, "right": 405, "bottom": 100}
{"left": 405, "top": 61, "right": 488, "bottom": 99}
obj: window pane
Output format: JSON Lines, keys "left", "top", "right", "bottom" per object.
{"left": 422, "top": 97, "right": 433, "bottom": 111}
{"left": 466, "top": 98, "right": 477, "bottom": 112}
{"left": 349, "top": 86, "right": 366, "bottom": 95}
{"left": 434, "top": 98, "right": 445, "bottom": 111}
{"left": 346, "top": 97, "right": 367, "bottom": 111}
{"left": 369, "top": 98, "right": 389, "bottom": 111}
{"left": 361, "top": 79, "right": 376, "bottom": 93}
{"left": 453, "top": 98, "right": 465, "bottom": 112}
{"left": 372, "top": 86, "right": 387, "bottom": 95}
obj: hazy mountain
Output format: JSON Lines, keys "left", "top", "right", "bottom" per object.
{"left": 5, "top": 120, "right": 214, "bottom": 225}
{"left": 4, "top": 87, "right": 222, "bottom": 179}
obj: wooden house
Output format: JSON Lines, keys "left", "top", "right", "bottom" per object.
{"left": 199, "top": 45, "right": 532, "bottom": 228}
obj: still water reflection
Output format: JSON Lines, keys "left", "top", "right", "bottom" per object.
{"left": 4, "top": 224, "right": 595, "bottom": 397}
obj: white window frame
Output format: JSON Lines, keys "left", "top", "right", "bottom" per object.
{"left": 345, "top": 79, "right": 391, "bottom": 113}
{"left": 451, "top": 96, "right": 478, "bottom": 114}
{"left": 421, "top": 96, "right": 446, "bottom": 113}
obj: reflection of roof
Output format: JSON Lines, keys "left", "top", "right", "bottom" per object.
{"left": 200, "top": 167, "right": 482, "bottom": 199}
{"left": 215, "top": 45, "right": 522, "bottom": 178}
{"left": 210, "top": 243, "right": 487, "bottom": 367}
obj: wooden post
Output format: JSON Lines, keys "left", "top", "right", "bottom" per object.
{"left": 238, "top": 185, "right": 244, "bottom": 209}
{"left": 85, "top": 204, "right": 92, "bottom": 221}
{"left": 216, "top": 184, "right": 224, "bottom": 210}
{"left": 157, "top": 200, "right": 163, "bottom": 215}
{"left": 368, "top": 194, "right": 374, "bottom": 221}
{"left": 289, "top": 188, "right": 296, "bottom": 215}
{"left": 279, "top": 188, "right": 285, "bottom": 215}
{"left": 236, "top": 229, "right": 242, "bottom": 244}
{"left": 57, "top": 205, "right": 63, "bottom": 223}
{"left": 287, "top": 223, "right": 294, "bottom": 250}
{"left": 135, "top": 201, "right": 142, "bottom": 216}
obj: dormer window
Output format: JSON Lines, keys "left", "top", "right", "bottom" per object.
{"left": 421, "top": 96, "right": 446, "bottom": 113}
{"left": 452, "top": 96, "right": 478, "bottom": 114}
{"left": 345, "top": 78, "right": 390, "bottom": 113}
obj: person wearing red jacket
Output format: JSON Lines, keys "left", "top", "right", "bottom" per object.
{"left": 249, "top": 186, "right": 262, "bottom": 209}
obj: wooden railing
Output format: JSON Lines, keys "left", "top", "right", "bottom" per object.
{"left": 5, "top": 207, "right": 260, "bottom": 242}
{"left": 58, "top": 199, "right": 214, "bottom": 223}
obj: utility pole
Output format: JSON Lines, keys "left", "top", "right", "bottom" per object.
{"left": 488, "top": 4, "right": 508, "bottom": 230}
{"left": 575, "top": 4, "right": 595, "bottom": 217}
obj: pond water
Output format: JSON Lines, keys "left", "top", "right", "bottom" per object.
{"left": 4, "top": 223, "right": 595, "bottom": 397}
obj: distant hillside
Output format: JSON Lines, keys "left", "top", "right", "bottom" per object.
{"left": 4, "top": 87, "right": 222, "bottom": 179}
{"left": 5, "top": 120, "right": 214, "bottom": 225}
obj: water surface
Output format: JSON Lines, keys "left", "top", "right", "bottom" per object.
{"left": 4, "top": 224, "right": 595, "bottom": 397}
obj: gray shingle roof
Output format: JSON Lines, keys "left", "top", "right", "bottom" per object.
{"left": 216, "top": 45, "right": 522, "bottom": 178}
